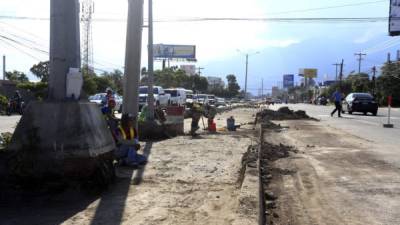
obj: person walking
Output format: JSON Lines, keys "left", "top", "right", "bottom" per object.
{"left": 331, "top": 88, "right": 343, "bottom": 117}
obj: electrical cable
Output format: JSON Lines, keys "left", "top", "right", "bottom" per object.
{"left": 0, "top": 38, "right": 44, "bottom": 61}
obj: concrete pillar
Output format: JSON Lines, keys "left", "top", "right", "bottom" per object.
{"left": 2, "top": 55, "right": 5, "bottom": 80}
{"left": 123, "top": 0, "right": 143, "bottom": 117}
{"left": 48, "top": 0, "right": 81, "bottom": 100}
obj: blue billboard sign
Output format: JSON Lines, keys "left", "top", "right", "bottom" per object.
{"left": 283, "top": 74, "right": 294, "bottom": 88}
{"left": 153, "top": 44, "right": 196, "bottom": 60}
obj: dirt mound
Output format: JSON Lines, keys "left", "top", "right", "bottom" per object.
{"left": 256, "top": 107, "right": 312, "bottom": 122}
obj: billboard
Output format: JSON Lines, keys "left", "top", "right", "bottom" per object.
{"left": 154, "top": 44, "right": 196, "bottom": 60}
{"left": 390, "top": 0, "right": 400, "bottom": 36}
{"left": 283, "top": 74, "right": 294, "bottom": 88}
{"left": 299, "top": 68, "right": 318, "bottom": 78}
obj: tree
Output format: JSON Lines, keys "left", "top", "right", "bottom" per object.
{"left": 347, "top": 73, "right": 371, "bottom": 93}
{"left": 30, "top": 61, "right": 50, "bottom": 82}
{"left": 100, "top": 69, "right": 124, "bottom": 95}
{"left": 376, "top": 62, "right": 400, "bottom": 106}
{"left": 17, "top": 82, "right": 48, "bottom": 100}
{"left": 82, "top": 73, "right": 98, "bottom": 96}
{"left": 226, "top": 74, "right": 241, "bottom": 98}
{"left": 5, "top": 70, "right": 29, "bottom": 83}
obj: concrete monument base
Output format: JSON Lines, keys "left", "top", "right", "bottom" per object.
{"left": 5, "top": 101, "right": 116, "bottom": 186}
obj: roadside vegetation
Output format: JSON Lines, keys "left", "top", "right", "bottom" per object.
{"left": 3, "top": 61, "right": 242, "bottom": 101}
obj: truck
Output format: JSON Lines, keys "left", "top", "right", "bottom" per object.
{"left": 139, "top": 86, "right": 171, "bottom": 109}
{"left": 165, "top": 88, "right": 186, "bottom": 106}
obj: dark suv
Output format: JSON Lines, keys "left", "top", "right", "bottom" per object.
{"left": 343, "top": 93, "right": 378, "bottom": 116}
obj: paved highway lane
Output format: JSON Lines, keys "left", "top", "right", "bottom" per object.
{"left": 271, "top": 103, "right": 400, "bottom": 164}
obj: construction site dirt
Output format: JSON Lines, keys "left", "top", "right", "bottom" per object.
{"left": 0, "top": 107, "right": 262, "bottom": 225}
{"left": 261, "top": 119, "right": 400, "bottom": 225}
{"left": 2, "top": 106, "right": 400, "bottom": 225}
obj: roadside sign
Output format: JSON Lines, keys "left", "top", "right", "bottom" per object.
{"left": 299, "top": 68, "right": 318, "bottom": 78}
{"left": 390, "top": 0, "right": 400, "bottom": 36}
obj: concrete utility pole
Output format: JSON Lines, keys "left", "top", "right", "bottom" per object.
{"left": 354, "top": 52, "right": 366, "bottom": 74}
{"left": 237, "top": 50, "right": 260, "bottom": 99}
{"left": 387, "top": 52, "right": 391, "bottom": 63}
{"left": 123, "top": 0, "right": 144, "bottom": 117}
{"left": 261, "top": 78, "right": 264, "bottom": 98}
{"left": 2, "top": 55, "right": 5, "bottom": 80}
{"left": 48, "top": 0, "right": 81, "bottom": 100}
{"left": 244, "top": 54, "right": 248, "bottom": 99}
{"left": 197, "top": 67, "right": 204, "bottom": 76}
{"left": 339, "top": 59, "right": 344, "bottom": 91}
{"left": 372, "top": 66, "right": 377, "bottom": 96}
{"left": 147, "top": 0, "right": 155, "bottom": 120}
{"left": 332, "top": 63, "right": 340, "bottom": 81}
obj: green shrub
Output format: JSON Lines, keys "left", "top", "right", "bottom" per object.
{"left": 0, "top": 95, "right": 8, "bottom": 114}
{"left": 0, "top": 132, "right": 12, "bottom": 150}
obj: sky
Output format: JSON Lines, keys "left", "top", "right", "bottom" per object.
{"left": 0, "top": 0, "right": 396, "bottom": 94}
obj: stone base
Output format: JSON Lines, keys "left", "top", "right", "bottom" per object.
{"left": 5, "top": 101, "right": 116, "bottom": 184}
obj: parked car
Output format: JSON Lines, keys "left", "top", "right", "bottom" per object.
{"left": 343, "top": 93, "right": 378, "bottom": 116}
{"left": 139, "top": 86, "right": 171, "bottom": 109}
{"left": 216, "top": 98, "right": 226, "bottom": 106}
{"left": 316, "top": 96, "right": 328, "bottom": 105}
{"left": 207, "top": 95, "right": 216, "bottom": 105}
{"left": 196, "top": 94, "right": 208, "bottom": 104}
{"left": 165, "top": 88, "right": 186, "bottom": 106}
{"left": 89, "top": 93, "right": 123, "bottom": 113}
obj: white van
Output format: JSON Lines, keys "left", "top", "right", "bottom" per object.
{"left": 185, "top": 90, "right": 194, "bottom": 104}
{"left": 165, "top": 88, "right": 186, "bottom": 106}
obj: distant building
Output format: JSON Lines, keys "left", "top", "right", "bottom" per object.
{"left": 271, "top": 86, "right": 280, "bottom": 98}
{"left": 180, "top": 65, "right": 196, "bottom": 76}
{"left": 207, "top": 76, "right": 225, "bottom": 89}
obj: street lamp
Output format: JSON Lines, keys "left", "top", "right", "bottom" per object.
{"left": 237, "top": 49, "right": 260, "bottom": 100}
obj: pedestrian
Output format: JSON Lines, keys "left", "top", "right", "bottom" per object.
{"left": 114, "top": 114, "right": 147, "bottom": 167}
{"left": 331, "top": 88, "right": 343, "bottom": 117}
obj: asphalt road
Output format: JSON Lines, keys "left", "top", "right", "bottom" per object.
{"left": 270, "top": 103, "right": 400, "bottom": 165}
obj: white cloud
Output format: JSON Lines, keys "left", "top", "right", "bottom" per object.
{"left": 353, "top": 28, "right": 384, "bottom": 44}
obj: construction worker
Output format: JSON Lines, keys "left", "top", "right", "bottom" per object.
{"left": 204, "top": 104, "right": 217, "bottom": 131}
{"left": 102, "top": 99, "right": 118, "bottom": 132}
{"left": 102, "top": 87, "right": 114, "bottom": 107}
{"left": 114, "top": 114, "right": 147, "bottom": 167}
{"left": 188, "top": 102, "right": 203, "bottom": 136}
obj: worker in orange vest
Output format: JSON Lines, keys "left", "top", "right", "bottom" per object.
{"left": 114, "top": 114, "right": 147, "bottom": 167}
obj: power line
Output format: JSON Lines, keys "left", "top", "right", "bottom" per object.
{"left": 265, "top": 0, "right": 387, "bottom": 16}
{"left": 0, "top": 14, "right": 392, "bottom": 23}
{"left": 0, "top": 38, "right": 43, "bottom": 61}
{"left": 0, "top": 34, "right": 48, "bottom": 55}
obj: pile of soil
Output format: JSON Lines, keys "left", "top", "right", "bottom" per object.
{"left": 256, "top": 107, "right": 311, "bottom": 122}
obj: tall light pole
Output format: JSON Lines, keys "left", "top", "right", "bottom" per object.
{"left": 147, "top": 0, "right": 155, "bottom": 120}
{"left": 237, "top": 50, "right": 260, "bottom": 99}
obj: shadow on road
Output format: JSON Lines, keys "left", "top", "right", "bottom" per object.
{"left": 89, "top": 142, "right": 153, "bottom": 225}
